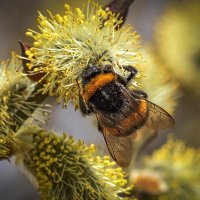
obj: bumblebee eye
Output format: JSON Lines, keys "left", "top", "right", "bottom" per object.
{"left": 81, "top": 66, "right": 102, "bottom": 85}
{"left": 88, "top": 66, "right": 101, "bottom": 78}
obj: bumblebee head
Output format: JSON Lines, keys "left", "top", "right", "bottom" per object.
{"left": 81, "top": 65, "right": 113, "bottom": 86}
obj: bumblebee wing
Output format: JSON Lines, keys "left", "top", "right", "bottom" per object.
{"left": 120, "top": 86, "right": 175, "bottom": 130}
{"left": 104, "top": 132, "right": 133, "bottom": 167}
{"left": 144, "top": 99, "right": 175, "bottom": 130}
{"left": 96, "top": 113, "right": 133, "bottom": 167}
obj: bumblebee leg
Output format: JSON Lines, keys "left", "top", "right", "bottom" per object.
{"left": 76, "top": 78, "right": 93, "bottom": 115}
{"left": 132, "top": 90, "right": 148, "bottom": 99}
{"left": 79, "top": 95, "right": 92, "bottom": 115}
{"left": 122, "top": 65, "right": 138, "bottom": 83}
{"left": 97, "top": 122, "right": 102, "bottom": 132}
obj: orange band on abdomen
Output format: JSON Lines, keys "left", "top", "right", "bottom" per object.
{"left": 83, "top": 73, "right": 116, "bottom": 101}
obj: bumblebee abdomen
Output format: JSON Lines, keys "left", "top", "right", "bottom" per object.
{"left": 90, "top": 82, "right": 124, "bottom": 113}
{"left": 100, "top": 99, "right": 148, "bottom": 137}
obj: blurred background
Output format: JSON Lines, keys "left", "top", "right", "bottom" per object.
{"left": 0, "top": 0, "right": 199, "bottom": 199}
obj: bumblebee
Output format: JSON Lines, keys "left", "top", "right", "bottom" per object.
{"left": 78, "top": 65, "right": 175, "bottom": 167}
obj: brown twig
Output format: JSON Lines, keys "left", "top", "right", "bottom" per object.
{"left": 19, "top": 41, "right": 46, "bottom": 82}
{"left": 104, "top": 0, "right": 135, "bottom": 26}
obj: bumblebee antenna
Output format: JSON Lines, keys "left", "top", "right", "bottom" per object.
{"left": 76, "top": 77, "right": 83, "bottom": 96}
